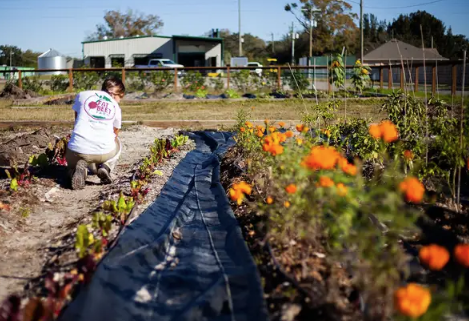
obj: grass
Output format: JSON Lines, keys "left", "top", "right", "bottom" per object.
{"left": 0, "top": 99, "right": 384, "bottom": 125}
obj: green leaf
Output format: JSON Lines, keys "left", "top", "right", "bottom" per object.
{"left": 154, "top": 170, "right": 163, "bottom": 176}
{"left": 117, "top": 193, "right": 126, "bottom": 213}
{"left": 10, "top": 178, "right": 18, "bottom": 192}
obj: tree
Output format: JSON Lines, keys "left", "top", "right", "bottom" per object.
{"left": 388, "top": 11, "right": 468, "bottom": 59}
{"left": 217, "top": 29, "right": 268, "bottom": 63}
{"left": 87, "top": 9, "right": 164, "bottom": 40}
{"left": 0, "top": 46, "right": 24, "bottom": 67}
{"left": 285, "top": 0, "right": 358, "bottom": 55}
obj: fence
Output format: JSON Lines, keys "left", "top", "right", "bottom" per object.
{"left": 1, "top": 61, "right": 467, "bottom": 95}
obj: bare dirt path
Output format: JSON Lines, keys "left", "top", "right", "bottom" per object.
{"left": 0, "top": 126, "right": 191, "bottom": 302}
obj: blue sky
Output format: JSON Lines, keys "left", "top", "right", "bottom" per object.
{"left": 0, "top": 0, "right": 468, "bottom": 57}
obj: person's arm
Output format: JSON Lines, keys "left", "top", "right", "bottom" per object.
{"left": 114, "top": 127, "right": 119, "bottom": 137}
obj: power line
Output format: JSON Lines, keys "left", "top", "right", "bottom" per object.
{"left": 347, "top": 0, "right": 445, "bottom": 9}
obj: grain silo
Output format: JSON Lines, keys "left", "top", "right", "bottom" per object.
{"left": 37, "top": 49, "right": 66, "bottom": 75}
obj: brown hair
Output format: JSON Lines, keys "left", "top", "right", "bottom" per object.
{"left": 101, "top": 77, "right": 125, "bottom": 97}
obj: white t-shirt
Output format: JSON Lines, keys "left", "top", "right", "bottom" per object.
{"left": 68, "top": 90, "right": 122, "bottom": 155}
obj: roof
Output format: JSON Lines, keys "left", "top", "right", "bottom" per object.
{"left": 364, "top": 39, "right": 448, "bottom": 61}
{"left": 82, "top": 34, "right": 222, "bottom": 44}
{"left": 39, "top": 49, "right": 63, "bottom": 58}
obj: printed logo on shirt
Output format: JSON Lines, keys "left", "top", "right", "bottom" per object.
{"left": 83, "top": 93, "right": 116, "bottom": 121}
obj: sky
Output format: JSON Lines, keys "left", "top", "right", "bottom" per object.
{"left": 0, "top": 0, "right": 468, "bottom": 58}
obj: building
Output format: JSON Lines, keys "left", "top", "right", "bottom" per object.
{"left": 82, "top": 35, "right": 224, "bottom": 68}
{"left": 364, "top": 39, "right": 448, "bottom": 66}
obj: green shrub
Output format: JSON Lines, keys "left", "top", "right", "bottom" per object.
{"left": 20, "top": 76, "right": 44, "bottom": 93}
{"left": 126, "top": 72, "right": 148, "bottom": 92}
{"left": 181, "top": 71, "right": 205, "bottom": 92}
{"left": 50, "top": 74, "right": 69, "bottom": 92}
{"left": 149, "top": 71, "right": 172, "bottom": 92}
{"left": 209, "top": 74, "right": 225, "bottom": 91}
{"left": 286, "top": 71, "right": 310, "bottom": 93}
{"left": 73, "top": 67, "right": 100, "bottom": 90}
{"left": 195, "top": 88, "right": 208, "bottom": 98}
{"left": 225, "top": 89, "right": 241, "bottom": 99}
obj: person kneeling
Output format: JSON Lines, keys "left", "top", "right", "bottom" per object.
{"left": 66, "top": 77, "right": 125, "bottom": 190}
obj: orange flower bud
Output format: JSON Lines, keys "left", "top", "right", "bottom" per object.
{"left": 285, "top": 184, "right": 297, "bottom": 194}
{"left": 419, "top": 244, "right": 449, "bottom": 270}
{"left": 285, "top": 131, "right": 294, "bottom": 138}
{"left": 404, "top": 150, "right": 414, "bottom": 161}
{"left": 394, "top": 284, "right": 431, "bottom": 318}
{"left": 318, "top": 176, "right": 334, "bottom": 188}
{"left": 266, "top": 196, "right": 274, "bottom": 204}
{"left": 284, "top": 201, "right": 291, "bottom": 208}
{"left": 399, "top": 177, "right": 425, "bottom": 203}
{"left": 278, "top": 122, "right": 286, "bottom": 128}
{"left": 240, "top": 127, "right": 246, "bottom": 133}
{"left": 336, "top": 183, "right": 348, "bottom": 196}
{"left": 296, "top": 124, "right": 305, "bottom": 132}
{"left": 454, "top": 244, "right": 469, "bottom": 267}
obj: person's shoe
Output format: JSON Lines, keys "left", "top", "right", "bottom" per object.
{"left": 71, "top": 160, "right": 87, "bottom": 190}
{"left": 97, "top": 165, "right": 112, "bottom": 185}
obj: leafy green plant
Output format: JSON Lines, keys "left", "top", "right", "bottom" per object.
{"left": 126, "top": 71, "right": 148, "bottom": 92}
{"left": 286, "top": 71, "right": 310, "bottom": 93}
{"left": 181, "top": 71, "right": 205, "bottom": 92}
{"left": 225, "top": 89, "right": 241, "bottom": 99}
{"left": 73, "top": 66, "right": 99, "bottom": 90}
{"left": 351, "top": 59, "right": 371, "bottom": 94}
{"left": 231, "top": 70, "right": 251, "bottom": 93}
{"left": 329, "top": 54, "right": 346, "bottom": 89}
{"left": 75, "top": 225, "right": 94, "bottom": 258}
{"left": 29, "top": 153, "right": 49, "bottom": 167}
{"left": 92, "top": 212, "right": 113, "bottom": 238}
{"left": 5, "top": 164, "right": 33, "bottom": 192}
{"left": 19, "top": 76, "right": 44, "bottom": 93}
{"left": 102, "top": 192, "right": 135, "bottom": 224}
{"left": 209, "top": 74, "right": 225, "bottom": 91}
{"left": 149, "top": 70, "right": 172, "bottom": 92}
{"left": 50, "top": 74, "right": 69, "bottom": 92}
{"left": 172, "top": 134, "right": 189, "bottom": 149}
{"left": 195, "top": 88, "right": 208, "bottom": 98}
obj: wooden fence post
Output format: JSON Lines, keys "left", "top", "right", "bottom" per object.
{"left": 174, "top": 69, "right": 178, "bottom": 91}
{"left": 121, "top": 68, "right": 126, "bottom": 85}
{"left": 432, "top": 65, "right": 436, "bottom": 95}
{"left": 452, "top": 65, "right": 457, "bottom": 95}
{"left": 414, "top": 66, "right": 419, "bottom": 92}
{"left": 380, "top": 67, "right": 384, "bottom": 89}
{"left": 68, "top": 69, "right": 74, "bottom": 92}
{"left": 388, "top": 67, "right": 392, "bottom": 90}
{"left": 277, "top": 66, "right": 281, "bottom": 91}
{"left": 18, "top": 70, "right": 22, "bottom": 89}
{"left": 227, "top": 66, "right": 230, "bottom": 90}
{"left": 400, "top": 66, "right": 404, "bottom": 90}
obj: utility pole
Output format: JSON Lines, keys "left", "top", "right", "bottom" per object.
{"left": 360, "top": 0, "right": 364, "bottom": 63}
{"left": 271, "top": 33, "right": 275, "bottom": 54}
{"left": 302, "top": 6, "right": 320, "bottom": 63}
{"left": 238, "top": 0, "right": 243, "bottom": 56}
{"left": 291, "top": 23, "right": 295, "bottom": 65}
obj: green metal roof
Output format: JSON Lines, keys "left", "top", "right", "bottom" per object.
{"left": 82, "top": 34, "right": 222, "bottom": 44}
{"left": 82, "top": 35, "right": 172, "bottom": 44}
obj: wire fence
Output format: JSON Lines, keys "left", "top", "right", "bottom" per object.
{"left": 1, "top": 61, "right": 467, "bottom": 96}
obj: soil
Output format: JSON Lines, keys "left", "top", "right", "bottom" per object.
{"left": 0, "top": 125, "right": 193, "bottom": 303}
{"left": 0, "top": 84, "right": 38, "bottom": 100}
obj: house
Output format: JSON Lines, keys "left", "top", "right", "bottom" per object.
{"left": 82, "top": 34, "right": 224, "bottom": 68}
{"left": 364, "top": 39, "right": 448, "bottom": 66}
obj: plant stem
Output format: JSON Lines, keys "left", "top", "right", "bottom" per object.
{"left": 457, "top": 50, "right": 466, "bottom": 209}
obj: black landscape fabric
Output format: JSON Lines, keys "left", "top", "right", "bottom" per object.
{"left": 60, "top": 131, "right": 269, "bottom": 321}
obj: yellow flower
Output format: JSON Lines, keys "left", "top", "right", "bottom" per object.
{"left": 355, "top": 59, "right": 361, "bottom": 65}
{"left": 284, "top": 201, "right": 291, "bottom": 208}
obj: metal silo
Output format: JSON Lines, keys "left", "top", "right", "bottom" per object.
{"left": 38, "top": 49, "right": 66, "bottom": 75}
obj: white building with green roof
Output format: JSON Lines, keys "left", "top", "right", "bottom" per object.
{"left": 82, "top": 34, "right": 224, "bottom": 68}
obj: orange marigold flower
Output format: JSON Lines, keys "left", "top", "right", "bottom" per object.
{"left": 302, "top": 146, "right": 340, "bottom": 170}
{"left": 284, "top": 201, "right": 291, "bottom": 208}
{"left": 338, "top": 157, "right": 357, "bottom": 176}
{"left": 278, "top": 122, "right": 286, "bottom": 128}
{"left": 303, "top": 127, "right": 310, "bottom": 133}
{"left": 249, "top": 128, "right": 254, "bottom": 134}
{"left": 381, "top": 120, "right": 399, "bottom": 143}
{"left": 277, "top": 133, "right": 287, "bottom": 143}
{"left": 296, "top": 124, "right": 305, "bottom": 132}
{"left": 336, "top": 183, "right": 348, "bottom": 196}
{"left": 454, "top": 244, "right": 469, "bottom": 267}
{"left": 404, "top": 150, "right": 414, "bottom": 161}
{"left": 419, "top": 244, "right": 450, "bottom": 270}
{"left": 264, "top": 119, "right": 269, "bottom": 124}
{"left": 256, "top": 125, "right": 264, "bottom": 131}
{"left": 285, "top": 184, "right": 297, "bottom": 194}
{"left": 318, "top": 176, "right": 334, "bottom": 188}
{"left": 266, "top": 196, "right": 274, "bottom": 204}
{"left": 270, "top": 144, "right": 284, "bottom": 156}
{"left": 296, "top": 138, "right": 303, "bottom": 146}
{"left": 394, "top": 284, "right": 431, "bottom": 318}
{"left": 256, "top": 129, "right": 264, "bottom": 138}
{"left": 369, "top": 124, "right": 382, "bottom": 139}
{"left": 399, "top": 177, "right": 425, "bottom": 203}
{"left": 229, "top": 181, "right": 252, "bottom": 205}
{"left": 285, "top": 131, "right": 294, "bottom": 138}
{"left": 245, "top": 121, "right": 253, "bottom": 128}
{"left": 269, "top": 126, "right": 276, "bottom": 133}
{"left": 240, "top": 127, "right": 246, "bottom": 132}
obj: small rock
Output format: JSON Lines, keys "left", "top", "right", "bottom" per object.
{"left": 281, "top": 304, "right": 301, "bottom": 321}
{"left": 313, "top": 252, "right": 326, "bottom": 258}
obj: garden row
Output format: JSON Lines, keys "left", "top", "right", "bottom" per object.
{"left": 222, "top": 91, "right": 469, "bottom": 320}
{"left": 6, "top": 60, "right": 378, "bottom": 100}
{"left": 0, "top": 133, "right": 190, "bottom": 320}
